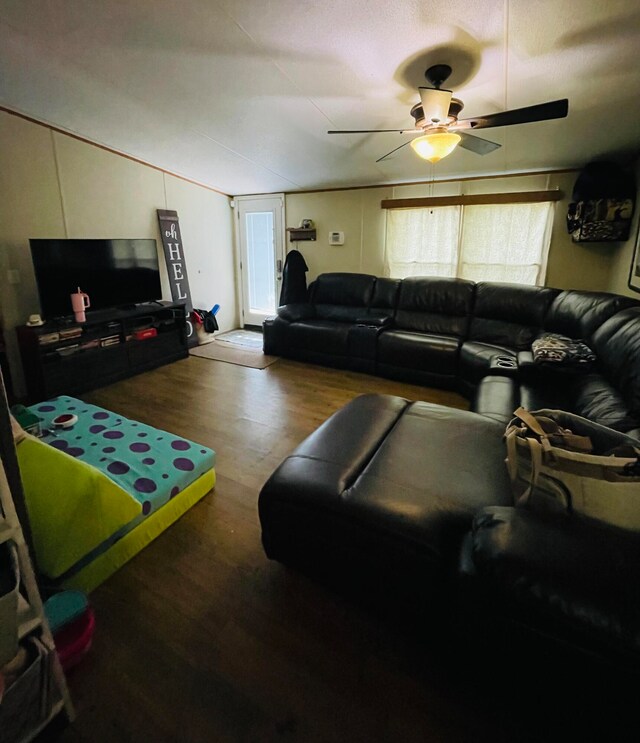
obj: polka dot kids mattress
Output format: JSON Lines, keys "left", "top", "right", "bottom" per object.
{"left": 29, "top": 396, "right": 215, "bottom": 517}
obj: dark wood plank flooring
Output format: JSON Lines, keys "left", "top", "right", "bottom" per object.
{"left": 44, "top": 357, "right": 631, "bottom": 743}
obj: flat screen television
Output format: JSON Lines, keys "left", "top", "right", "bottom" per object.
{"left": 30, "top": 238, "right": 163, "bottom": 319}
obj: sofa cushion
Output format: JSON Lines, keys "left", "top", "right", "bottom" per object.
{"left": 591, "top": 307, "right": 640, "bottom": 415}
{"left": 572, "top": 374, "right": 640, "bottom": 434}
{"left": 460, "top": 341, "right": 516, "bottom": 385}
{"left": 288, "top": 319, "right": 351, "bottom": 357}
{"left": 394, "top": 277, "right": 475, "bottom": 336}
{"left": 544, "top": 290, "right": 638, "bottom": 342}
{"left": 310, "top": 272, "right": 376, "bottom": 323}
{"left": 469, "top": 283, "right": 558, "bottom": 350}
{"left": 378, "top": 330, "right": 460, "bottom": 376}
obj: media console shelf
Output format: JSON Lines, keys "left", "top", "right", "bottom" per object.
{"left": 17, "top": 302, "right": 188, "bottom": 403}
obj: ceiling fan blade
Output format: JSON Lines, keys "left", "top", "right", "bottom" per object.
{"left": 328, "top": 129, "right": 422, "bottom": 134}
{"left": 418, "top": 87, "right": 452, "bottom": 125}
{"left": 376, "top": 140, "right": 412, "bottom": 163}
{"left": 457, "top": 132, "right": 502, "bottom": 155}
{"left": 455, "top": 99, "right": 569, "bottom": 131}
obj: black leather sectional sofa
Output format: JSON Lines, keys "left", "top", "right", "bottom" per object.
{"left": 264, "top": 272, "right": 640, "bottom": 434}
{"left": 260, "top": 272, "right": 640, "bottom": 669}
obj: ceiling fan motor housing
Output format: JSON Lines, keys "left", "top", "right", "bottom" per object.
{"left": 411, "top": 97, "right": 464, "bottom": 129}
{"left": 425, "top": 64, "right": 452, "bottom": 88}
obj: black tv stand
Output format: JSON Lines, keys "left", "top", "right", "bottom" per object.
{"left": 17, "top": 302, "right": 188, "bottom": 403}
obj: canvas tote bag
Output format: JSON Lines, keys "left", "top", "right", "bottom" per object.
{"left": 505, "top": 407, "right": 640, "bottom": 530}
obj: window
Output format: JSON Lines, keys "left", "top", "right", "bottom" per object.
{"left": 385, "top": 200, "right": 554, "bottom": 286}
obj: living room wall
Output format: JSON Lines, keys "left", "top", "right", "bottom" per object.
{"left": 0, "top": 110, "right": 237, "bottom": 396}
{"left": 285, "top": 171, "right": 622, "bottom": 291}
{"left": 607, "top": 159, "right": 640, "bottom": 298}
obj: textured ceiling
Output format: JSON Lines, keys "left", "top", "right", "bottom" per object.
{"left": 1, "top": 0, "right": 640, "bottom": 194}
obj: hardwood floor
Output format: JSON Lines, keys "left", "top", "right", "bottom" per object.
{"left": 44, "top": 358, "right": 629, "bottom": 743}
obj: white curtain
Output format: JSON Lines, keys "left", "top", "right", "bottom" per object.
{"left": 385, "top": 201, "right": 554, "bottom": 286}
{"left": 385, "top": 206, "right": 461, "bottom": 278}
{"left": 459, "top": 202, "right": 553, "bottom": 285}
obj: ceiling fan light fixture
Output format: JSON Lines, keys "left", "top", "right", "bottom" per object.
{"left": 410, "top": 131, "right": 461, "bottom": 163}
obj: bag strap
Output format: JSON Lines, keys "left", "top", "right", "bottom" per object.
{"left": 517, "top": 437, "right": 543, "bottom": 507}
{"left": 513, "top": 407, "right": 547, "bottom": 437}
{"left": 513, "top": 407, "right": 593, "bottom": 454}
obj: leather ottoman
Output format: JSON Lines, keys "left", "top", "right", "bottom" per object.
{"left": 259, "top": 394, "right": 513, "bottom": 615}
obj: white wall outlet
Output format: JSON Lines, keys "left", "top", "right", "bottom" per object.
{"left": 329, "top": 231, "right": 344, "bottom": 246}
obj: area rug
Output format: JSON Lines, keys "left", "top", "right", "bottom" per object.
{"left": 189, "top": 339, "right": 279, "bottom": 369}
{"left": 214, "top": 329, "right": 264, "bottom": 349}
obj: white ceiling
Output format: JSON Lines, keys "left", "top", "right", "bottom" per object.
{"left": 1, "top": 0, "right": 640, "bottom": 195}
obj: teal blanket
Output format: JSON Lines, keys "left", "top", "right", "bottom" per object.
{"left": 29, "top": 396, "right": 215, "bottom": 517}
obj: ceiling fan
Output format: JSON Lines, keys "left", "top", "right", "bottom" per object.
{"left": 328, "top": 64, "right": 569, "bottom": 164}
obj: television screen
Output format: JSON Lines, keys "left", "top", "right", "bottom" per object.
{"left": 30, "top": 238, "right": 163, "bottom": 319}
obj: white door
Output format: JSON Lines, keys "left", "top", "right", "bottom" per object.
{"left": 236, "top": 195, "right": 285, "bottom": 326}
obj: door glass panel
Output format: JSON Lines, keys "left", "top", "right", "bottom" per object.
{"left": 245, "top": 211, "right": 275, "bottom": 314}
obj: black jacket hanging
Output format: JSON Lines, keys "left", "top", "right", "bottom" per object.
{"left": 279, "top": 249, "right": 309, "bottom": 305}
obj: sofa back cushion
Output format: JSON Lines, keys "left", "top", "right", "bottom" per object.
{"left": 592, "top": 307, "right": 640, "bottom": 414}
{"left": 310, "top": 273, "right": 377, "bottom": 322}
{"left": 572, "top": 374, "right": 640, "bottom": 434}
{"left": 394, "top": 277, "right": 475, "bottom": 336}
{"left": 371, "top": 278, "right": 401, "bottom": 312}
{"left": 544, "top": 290, "right": 639, "bottom": 342}
{"left": 468, "top": 283, "right": 558, "bottom": 350}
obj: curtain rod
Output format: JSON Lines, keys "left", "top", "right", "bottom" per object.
{"left": 381, "top": 190, "right": 564, "bottom": 209}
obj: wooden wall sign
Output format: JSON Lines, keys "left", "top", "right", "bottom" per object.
{"left": 157, "top": 209, "right": 197, "bottom": 347}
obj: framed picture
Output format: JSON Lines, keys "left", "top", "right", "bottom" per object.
{"left": 628, "top": 221, "right": 640, "bottom": 293}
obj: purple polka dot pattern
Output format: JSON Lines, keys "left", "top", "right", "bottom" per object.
{"left": 99, "top": 457, "right": 107, "bottom": 462}
{"left": 107, "top": 461, "right": 130, "bottom": 475}
{"left": 93, "top": 412, "right": 109, "bottom": 420}
{"left": 51, "top": 440, "right": 68, "bottom": 450}
{"left": 134, "top": 478, "right": 157, "bottom": 494}
{"left": 66, "top": 447, "right": 84, "bottom": 458}
{"left": 173, "top": 457, "right": 194, "bottom": 472}
{"left": 103, "top": 446, "right": 116, "bottom": 453}
{"left": 90, "top": 442, "right": 97, "bottom": 447}
{"left": 137, "top": 432, "right": 148, "bottom": 438}
{"left": 142, "top": 501, "right": 152, "bottom": 515}
{"left": 170, "top": 486, "right": 180, "bottom": 498}
{"left": 201, "top": 449, "right": 207, "bottom": 454}
{"left": 38, "top": 405, "right": 55, "bottom": 412}
{"left": 129, "top": 442, "right": 150, "bottom": 453}
{"left": 162, "top": 474, "right": 169, "bottom": 479}
{"left": 68, "top": 406, "right": 76, "bottom": 411}
{"left": 171, "top": 440, "right": 190, "bottom": 451}
{"left": 76, "top": 436, "right": 82, "bottom": 440}
{"left": 142, "top": 457, "right": 155, "bottom": 465}
{"left": 90, "top": 424, "right": 106, "bottom": 434}
{"left": 103, "top": 430, "right": 124, "bottom": 440}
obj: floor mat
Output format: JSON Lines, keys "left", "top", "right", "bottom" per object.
{"left": 214, "top": 329, "right": 264, "bottom": 349}
{"left": 189, "top": 341, "right": 279, "bottom": 369}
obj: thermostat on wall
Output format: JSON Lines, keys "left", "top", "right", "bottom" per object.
{"left": 329, "top": 231, "right": 344, "bottom": 246}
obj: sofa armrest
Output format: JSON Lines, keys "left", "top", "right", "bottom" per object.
{"left": 277, "top": 303, "right": 316, "bottom": 322}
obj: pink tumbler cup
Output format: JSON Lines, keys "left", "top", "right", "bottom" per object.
{"left": 70, "top": 288, "right": 90, "bottom": 323}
